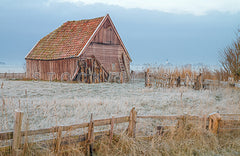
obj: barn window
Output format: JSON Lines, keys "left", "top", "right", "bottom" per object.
{"left": 112, "top": 63, "right": 116, "bottom": 71}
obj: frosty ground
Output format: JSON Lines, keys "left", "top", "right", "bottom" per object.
{"left": 0, "top": 79, "right": 239, "bottom": 131}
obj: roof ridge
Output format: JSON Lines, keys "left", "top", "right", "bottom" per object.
{"left": 64, "top": 16, "right": 105, "bottom": 23}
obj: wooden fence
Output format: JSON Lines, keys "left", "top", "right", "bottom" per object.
{"left": 0, "top": 73, "right": 26, "bottom": 80}
{"left": 0, "top": 108, "right": 239, "bottom": 155}
{"left": 144, "top": 69, "right": 240, "bottom": 89}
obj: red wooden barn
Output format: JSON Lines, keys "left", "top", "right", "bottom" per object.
{"left": 25, "top": 14, "right": 131, "bottom": 82}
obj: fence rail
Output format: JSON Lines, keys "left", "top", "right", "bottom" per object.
{"left": 0, "top": 108, "right": 239, "bottom": 155}
{"left": 0, "top": 73, "right": 26, "bottom": 79}
{"left": 144, "top": 69, "right": 240, "bottom": 89}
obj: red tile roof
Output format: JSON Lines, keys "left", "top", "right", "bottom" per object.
{"left": 26, "top": 16, "right": 104, "bottom": 60}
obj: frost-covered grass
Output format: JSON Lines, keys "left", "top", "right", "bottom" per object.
{"left": 0, "top": 79, "right": 240, "bottom": 131}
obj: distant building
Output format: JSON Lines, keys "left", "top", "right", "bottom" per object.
{"left": 25, "top": 14, "right": 131, "bottom": 82}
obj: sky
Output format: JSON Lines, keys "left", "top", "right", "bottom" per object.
{"left": 0, "top": 0, "right": 240, "bottom": 72}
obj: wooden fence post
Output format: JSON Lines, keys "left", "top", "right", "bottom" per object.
{"left": 109, "top": 116, "right": 114, "bottom": 144}
{"left": 55, "top": 126, "right": 63, "bottom": 154}
{"left": 128, "top": 107, "right": 137, "bottom": 138}
{"left": 87, "top": 113, "right": 94, "bottom": 156}
{"left": 145, "top": 69, "right": 150, "bottom": 87}
{"left": 12, "top": 110, "right": 24, "bottom": 156}
{"left": 208, "top": 112, "right": 221, "bottom": 134}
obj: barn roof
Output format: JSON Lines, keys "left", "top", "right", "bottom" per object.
{"left": 26, "top": 16, "right": 104, "bottom": 60}
{"left": 26, "top": 14, "right": 131, "bottom": 61}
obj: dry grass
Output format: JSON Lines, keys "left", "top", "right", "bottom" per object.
{"left": 93, "top": 121, "right": 240, "bottom": 156}
{"left": 135, "top": 65, "right": 230, "bottom": 81}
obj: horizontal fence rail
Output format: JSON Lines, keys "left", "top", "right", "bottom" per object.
{"left": 0, "top": 107, "right": 239, "bottom": 155}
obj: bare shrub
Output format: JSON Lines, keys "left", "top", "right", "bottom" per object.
{"left": 219, "top": 28, "right": 240, "bottom": 81}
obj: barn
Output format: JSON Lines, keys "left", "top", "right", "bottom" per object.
{"left": 25, "top": 14, "right": 131, "bottom": 83}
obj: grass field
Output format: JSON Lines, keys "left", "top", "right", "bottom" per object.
{"left": 1, "top": 79, "right": 239, "bottom": 130}
{"left": 0, "top": 79, "right": 240, "bottom": 155}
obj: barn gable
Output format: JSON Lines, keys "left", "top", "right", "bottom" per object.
{"left": 79, "top": 14, "right": 131, "bottom": 62}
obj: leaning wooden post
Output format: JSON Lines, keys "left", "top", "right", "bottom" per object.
{"left": 128, "top": 107, "right": 137, "bottom": 138}
{"left": 208, "top": 112, "right": 221, "bottom": 134}
{"left": 145, "top": 69, "right": 150, "bottom": 87}
{"left": 87, "top": 113, "right": 94, "bottom": 156}
{"left": 102, "top": 70, "right": 105, "bottom": 82}
{"left": 55, "top": 126, "right": 63, "bottom": 154}
{"left": 96, "top": 69, "right": 99, "bottom": 83}
{"left": 12, "top": 110, "right": 24, "bottom": 156}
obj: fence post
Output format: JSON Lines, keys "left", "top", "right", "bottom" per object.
{"left": 12, "top": 110, "right": 24, "bottom": 156}
{"left": 55, "top": 126, "right": 63, "bottom": 154}
{"left": 203, "top": 114, "right": 207, "bottom": 129}
{"left": 208, "top": 112, "right": 221, "bottom": 134}
{"left": 128, "top": 107, "right": 137, "bottom": 138}
{"left": 109, "top": 116, "right": 114, "bottom": 144}
{"left": 145, "top": 69, "right": 150, "bottom": 87}
{"left": 87, "top": 113, "right": 94, "bottom": 156}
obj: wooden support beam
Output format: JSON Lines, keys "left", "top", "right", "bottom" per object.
{"left": 94, "top": 60, "right": 97, "bottom": 83}
{"left": 128, "top": 107, "right": 137, "bottom": 138}
{"left": 81, "top": 66, "right": 84, "bottom": 83}
{"left": 12, "top": 111, "right": 24, "bottom": 156}
{"left": 120, "top": 72, "right": 123, "bottom": 83}
{"left": 89, "top": 68, "right": 92, "bottom": 84}
{"left": 99, "top": 66, "right": 102, "bottom": 83}
{"left": 102, "top": 67, "right": 105, "bottom": 82}
{"left": 96, "top": 69, "right": 99, "bottom": 83}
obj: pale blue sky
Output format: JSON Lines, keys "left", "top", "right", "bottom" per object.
{"left": 0, "top": 0, "right": 240, "bottom": 69}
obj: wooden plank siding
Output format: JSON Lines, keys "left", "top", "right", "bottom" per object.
{"left": 26, "top": 58, "right": 78, "bottom": 80}
{"left": 82, "top": 43, "right": 124, "bottom": 72}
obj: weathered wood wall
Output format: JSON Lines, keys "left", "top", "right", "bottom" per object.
{"left": 26, "top": 58, "right": 78, "bottom": 80}
{"left": 83, "top": 43, "right": 123, "bottom": 72}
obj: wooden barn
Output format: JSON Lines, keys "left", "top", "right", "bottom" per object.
{"left": 25, "top": 14, "right": 131, "bottom": 83}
